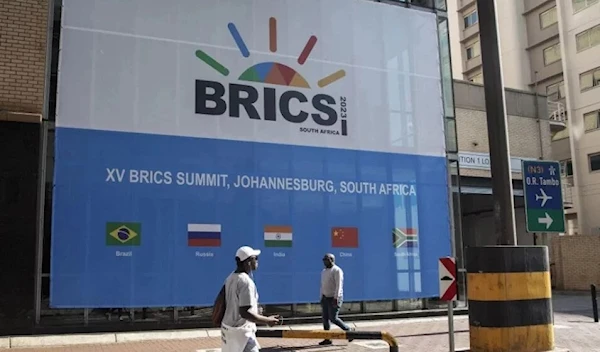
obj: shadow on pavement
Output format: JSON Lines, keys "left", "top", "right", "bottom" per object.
{"left": 558, "top": 309, "right": 595, "bottom": 319}
{"left": 394, "top": 329, "right": 469, "bottom": 338}
{"left": 262, "top": 345, "right": 345, "bottom": 351}
{"left": 566, "top": 320, "right": 599, "bottom": 324}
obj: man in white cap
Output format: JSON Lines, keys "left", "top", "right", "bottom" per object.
{"left": 221, "top": 246, "right": 280, "bottom": 352}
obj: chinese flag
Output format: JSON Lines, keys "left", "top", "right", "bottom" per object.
{"left": 331, "top": 227, "right": 359, "bottom": 248}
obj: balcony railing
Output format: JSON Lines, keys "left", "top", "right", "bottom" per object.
{"left": 561, "top": 176, "right": 574, "bottom": 208}
{"left": 548, "top": 100, "right": 566, "bottom": 123}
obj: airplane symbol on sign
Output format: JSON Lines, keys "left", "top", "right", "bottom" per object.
{"left": 535, "top": 189, "right": 553, "bottom": 207}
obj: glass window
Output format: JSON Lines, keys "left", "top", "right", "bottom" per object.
{"left": 445, "top": 118, "right": 457, "bottom": 154}
{"left": 543, "top": 43, "right": 561, "bottom": 65}
{"left": 435, "top": 0, "right": 447, "bottom": 11}
{"left": 573, "top": 0, "right": 599, "bottom": 13}
{"left": 466, "top": 41, "right": 480, "bottom": 59}
{"left": 576, "top": 24, "right": 600, "bottom": 52}
{"left": 560, "top": 160, "right": 574, "bottom": 177}
{"left": 584, "top": 110, "right": 600, "bottom": 131}
{"left": 546, "top": 81, "right": 565, "bottom": 101}
{"left": 409, "top": 0, "right": 435, "bottom": 8}
{"left": 540, "top": 7, "right": 558, "bottom": 29}
{"left": 580, "top": 66, "right": 600, "bottom": 91}
{"left": 464, "top": 11, "right": 478, "bottom": 28}
{"left": 589, "top": 153, "right": 600, "bottom": 172}
{"left": 438, "top": 17, "right": 454, "bottom": 118}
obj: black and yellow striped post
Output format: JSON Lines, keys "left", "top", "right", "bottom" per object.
{"left": 256, "top": 329, "right": 399, "bottom": 352}
{"left": 466, "top": 246, "right": 554, "bottom": 352}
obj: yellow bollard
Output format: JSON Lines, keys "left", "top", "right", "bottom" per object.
{"left": 467, "top": 246, "right": 554, "bottom": 352}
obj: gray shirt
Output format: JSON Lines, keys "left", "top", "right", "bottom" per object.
{"left": 222, "top": 272, "right": 259, "bottom": 329}
{"left": 320, "top": 265, "right": 344, "bottom": 299}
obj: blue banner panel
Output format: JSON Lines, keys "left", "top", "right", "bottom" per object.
{"left": 50, "top": 128, "right": 451, "bottom": 307}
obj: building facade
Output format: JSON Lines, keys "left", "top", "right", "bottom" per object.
{"left": 0, "top": 0, "right": 561, "bottom": 335}
{"left": 1, "top": 0, "right": 466, "bottom": 334}
{"left": 447, "top": 0, "right": 600, "bottom": 236}
{"left": 0, "top": 0, "right": 54, "bottom": 333}
{"left": 451, "top": 80, "right": 556, "bottom": 255}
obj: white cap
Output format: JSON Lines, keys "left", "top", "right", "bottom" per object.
{"left": 236, "top": 246, "right": 261, "bottom": 262}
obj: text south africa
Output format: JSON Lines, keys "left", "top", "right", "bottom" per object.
{"left": 105, "top": 169, "right": 418, "bottom": 196}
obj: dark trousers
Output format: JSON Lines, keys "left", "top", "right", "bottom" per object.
{"left": 320, "top": 296, "right": 350, "bottom": 331}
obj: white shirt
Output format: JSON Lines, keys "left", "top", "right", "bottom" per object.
{"left": 320, "top": 264, "right": 344, "bottom": 299}
{"left": 222, "top": 272, "right": 259, "bottom": 329}
{"left": 221, "top": 272, "right": 261, "bottom": 352}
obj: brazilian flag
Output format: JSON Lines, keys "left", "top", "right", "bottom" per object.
{"left": 106, "top": 222, "right": 141, "bottom": 246}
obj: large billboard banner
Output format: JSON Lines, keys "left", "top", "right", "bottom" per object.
{"left": 51, "top": 0, "right": 451, "bottom": 307}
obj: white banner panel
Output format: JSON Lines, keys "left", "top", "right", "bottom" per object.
{"left": 58, "top": 0, "right": 445, "bottom": 157}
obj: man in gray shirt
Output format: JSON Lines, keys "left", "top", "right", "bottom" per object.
{"left": 221, "top": 246, "right": 280, "bottom": 352}
{"left": 319, "top": 253, "right": 353, "bottom": 345}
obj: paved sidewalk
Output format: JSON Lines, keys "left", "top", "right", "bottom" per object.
{"left": 5, "top": 316, "right": 470, "bottom": 351}
{"left": 4, "top": 294, "right": 600, "bottom": 351}
{"left": 6, "top": 312, "right": 600, "bottom": 352}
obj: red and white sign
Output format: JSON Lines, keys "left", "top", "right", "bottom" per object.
{"left": 439, "top": 257, "right": 457, "bottom": 301}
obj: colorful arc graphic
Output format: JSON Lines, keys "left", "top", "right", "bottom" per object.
{"left": 195, "top": 17, "right": 346, "bottom": 88}
{"left": 239, "top": 62, "right": 309, "bottom": 88}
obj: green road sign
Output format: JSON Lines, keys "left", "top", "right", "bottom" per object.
{"left": 522, "top": 160, "right": 566, "bottom": 233}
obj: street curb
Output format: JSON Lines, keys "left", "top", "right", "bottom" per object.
{"left": 0, "top": 338, "right": 9, "bottom": 349}
{"left": 0, "top": 315, "right": 469, "bottom": 349}
{"left": 9, "top": 333, "right": 116, "bottom": 348}
{"left": 115, "top": 329, "right": 209, "bottom": 343}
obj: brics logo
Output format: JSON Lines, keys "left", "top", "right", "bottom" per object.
{"left": 194, "top": 17, "right": 348, "bottom": 136}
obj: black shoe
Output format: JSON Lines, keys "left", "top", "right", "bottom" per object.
{"left": 319, "top": 339, "right": 333, "bottom": 345}
{"left": 348, "top": 327, "right": 355, "bottom": 342}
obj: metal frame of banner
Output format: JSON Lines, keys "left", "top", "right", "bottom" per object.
{"left": 256, "top": 329, "right": 399, "bottom": 352}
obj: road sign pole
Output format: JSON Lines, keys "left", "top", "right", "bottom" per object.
{"left": 446, "top": 160, "right": 456, "bottom": 352}
{"left": 439, "top": 257, "right": 457, "bottom": 352}
{"left": 476, "top": 0, "right": 517, "bottom": 246}
{"left": 448, "top": 301, "right": 455, "bottom": 352}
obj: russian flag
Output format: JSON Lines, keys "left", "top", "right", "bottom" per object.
{"left": 187, "top": 224, "right": 221, "bottom": 247}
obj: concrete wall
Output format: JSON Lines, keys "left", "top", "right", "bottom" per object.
{"left": 551, "top": 235, "right": 600, "bottom": 290}
{"left": 556, "top": 0, "right": 600, "bottom": 236}
{"left": 448, "top": 0, "right": 533, "bottom": 90}
{"left": 453, "top": 80, "right": 553, "bottom": 179}
{"left": 524, "top": 1, "right": 558, "bottom": 48}
{"left": 0, "top": 0, "right": 49, "bottom": 116}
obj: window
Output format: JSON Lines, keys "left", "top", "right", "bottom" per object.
{"left": 573, "top": 0, "right": 599, "bottom": 13}
{"left": 466, "top": 41, "right": 480, "bottom": 59}
{"left": 580, "top": 66, "right": 600, "bottom": 91}
{"left": 543, "top": 43, "right": 561, "bottom": 65}
{"left": 584, "top": 110, "right": 600, "bottom": 132}
{"left": 589, "top": 153, "right": 600, "bottom": 172}
{"left": 576, "top": 24, "right": 600, "bottom": 52}
{"left": 464, "top": 10, "right": 478, "bottom": 28}
{"left": 540, "top": 7, "right": 558, "bottom": 29}
{"left": 468, "top": 72, "right": 483, "bottom": 84}
{"left": 560, "top": 160, "right": 574, "bottom": 177}
{"left": 546, "top": 81, "right": 565, "bottom": 101}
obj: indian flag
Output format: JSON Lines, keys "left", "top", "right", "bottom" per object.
{"left": 264, "top": 225, "right": 293, "bottom": 247}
